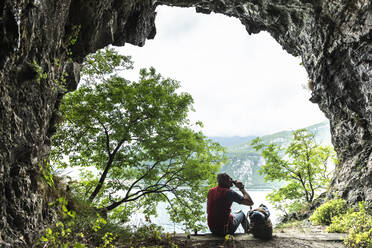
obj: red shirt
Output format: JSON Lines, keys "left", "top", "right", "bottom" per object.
{"left": 207, "top": 186, "right": 234, "bottom": 232}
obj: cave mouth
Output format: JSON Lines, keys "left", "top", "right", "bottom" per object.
{"left": 120, "top": 6, "right": 327, "bottom": 137}
{"left": 114, "top": 6, "right": 331, "bottom": 233}
{"left": 1, "top": 1, "right": 370, "bottom": 246}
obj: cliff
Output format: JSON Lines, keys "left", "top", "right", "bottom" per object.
{"left": 217, "top": 121, "right": 332, "bottom": 189}
{"left": 0, "top": 0, "right": 371, "bottom": 246}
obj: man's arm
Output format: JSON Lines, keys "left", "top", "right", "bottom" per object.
{"left": 235, "top": 181, "right": 254, "bottom": 206}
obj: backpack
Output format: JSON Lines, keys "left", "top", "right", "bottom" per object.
{"left": 248, "top": 205, "right": 273, "bottom": 240}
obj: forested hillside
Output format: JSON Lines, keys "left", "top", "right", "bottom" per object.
{"left": 210, "top": 121, "right": 331, "bottom": 189}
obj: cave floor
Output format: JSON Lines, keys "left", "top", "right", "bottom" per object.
{"left": 170, "top": 225, "right": 347, "bottom": 248}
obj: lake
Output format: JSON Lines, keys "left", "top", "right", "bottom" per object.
{"left": 131, "top": 189, "right": 280, "bottom": 234}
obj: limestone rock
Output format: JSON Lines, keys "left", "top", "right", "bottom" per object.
{"left": 0, "top": 0, "right": 371, "bottom": 246}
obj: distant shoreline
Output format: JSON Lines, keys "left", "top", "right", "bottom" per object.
{"left": 245, "top": 188, "right": 272, "bottom": 191}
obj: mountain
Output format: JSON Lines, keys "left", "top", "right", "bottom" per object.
{"left": 212, "top": 121, "right": 332, "bottom": 189}
{"left": 209, "top": 136, "right": 257, "bottom": 147}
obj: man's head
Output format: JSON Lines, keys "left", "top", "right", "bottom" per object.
{"left": 217, "top": 173, "right": 233, "bottom": 188}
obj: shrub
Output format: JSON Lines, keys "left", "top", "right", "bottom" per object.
{"left": 122, "top": 224, "right": 181, "bottom": 248}
{"left": 345, "top": 220, "right": 372, "bottom": 248}
{"left": 36, "top": 197, "right": 118, "bottom": 248}
{"left": 309, "top": 198, "right": 347, "bottom": 225}
{"left": 326, "top": 202, "right": 372, "bottom": 248}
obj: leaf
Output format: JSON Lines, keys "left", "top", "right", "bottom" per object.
{"left": 50, "top": 48, "right": 226, "bottom": 230}
{"left": 252, "top": 128, "right": 337, "bottom": 212}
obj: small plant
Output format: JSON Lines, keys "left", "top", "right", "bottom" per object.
{"left": 327, "top": 202, "right": 372, "bottom": 248}
{"left": 326, "top": 208, "right": 358, "bottom": 233}
{"left": 311, "top": 200, "right": 372, "bottom": 248}
{"left": 55, "top": 71, "right": 69, "bottom": 92}
{"left": 39, "top": 160, "right": 55, "bottom": 188}
{"left": 122, "top": 224, "right": 181, "bottom": 248}
{"left": 37, "top": 197, "right": 117, "bottom": 247}
{"left": 309, "top": 198, "right": 347, "bottom": 225}
{"left": 33, "top": 60, "right": 48, "bottom": 83}
{"left": 37, "top": 197, "right": 85, "bottom": 248}
{"left": 274, "top": 220, "right": 305, "bottom": 233}
{"left": 223, "top": 234, "right": 236, "bottom": 248}
{"left": 99, "top": 232, "right": 117, "bottom": 248}
{"left": 66, "top": 24, "right": 81, "bottom": 57}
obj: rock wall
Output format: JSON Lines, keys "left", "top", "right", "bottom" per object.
{"left": 0, "top": 0, "right": 156, "bottom": 246}
{"left": 0, "top": 0, "right": 371, "bottom": 246}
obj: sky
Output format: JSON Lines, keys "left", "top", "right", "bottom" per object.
{"left": 117, "top": 6, "right": 327, "bottom": 137}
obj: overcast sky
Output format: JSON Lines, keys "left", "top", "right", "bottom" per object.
{"left": 118, "top": 6, "right": 327, "bottom": 137}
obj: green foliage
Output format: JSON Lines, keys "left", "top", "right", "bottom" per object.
{"left": 309, "top": 198, "right": 347, "bottom": 225}
{"left": 252, "top": 129, "right": 337, "bottom": 214}
{"left": 37, "top": 197, "right": 118, "bottom": 248}
{"left": 274, "top": 220, "right": 306, "bottom": 233}
{"left": 53, "top": 71, "right": 69, "bottom": 92}
{"left": 327, "top": 202, "right": 372, "bottom": 248}
{"left": 66, "top": 24, "right": 81, "bottom": 57}
{"left": 216, "top": 121, "right": 331, "bottom": 190}
{"left": 39, "top": 160, "right": 55, "bottom": 188}
{"left": 33, "top": 60, "right": 48, "bottom": 83}
{"left": 166, "top": 186, "right": 209, "bottom": 232}
{"left": 123, "top": 224, "right": 180, "bottom": 248}
{"left": 99, "top": 232, "right": 117, "bottom": 248}
{"left": 81, "top": 47, "right": 133, "bottom": 79}
{"left": 51, "top": 47, "right": 226, "bottom": 231}
{"left": 37, "top": 197, "right": 86, "bottom": 248}
{"left": 311, "top": 200, "right": 372, "bottom": 248}
{"left": 344, "top": 217, "right": 372, "bottom": 248}
{"left": 69, "top": 25, "right": 81, "bottom": 47}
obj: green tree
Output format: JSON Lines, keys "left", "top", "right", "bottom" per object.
{"left": 51, "top": 48, "right": 226, "bottom": 231}
{"left": 251, "top": 129, "right": 337, "bottom": 213}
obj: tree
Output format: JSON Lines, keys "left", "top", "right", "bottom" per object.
{"left": 251, "top": 129, "right": 337, "bottom": 213}
{"left": 51, "top": 48, "right": 226, "bottom": 231}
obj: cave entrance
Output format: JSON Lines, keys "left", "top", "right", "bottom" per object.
{"left": 120, "top": 6, "right": 326, "bottom": 137}
{"left": 119, "top": 7, "right": 329, "bottom": 231}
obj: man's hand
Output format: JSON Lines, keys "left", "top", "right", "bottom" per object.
{"left": 234, "top": 181, "right": 254, "bottom": 206}
{"left": 234, "top": 180, "right": 244, "bottom": 190}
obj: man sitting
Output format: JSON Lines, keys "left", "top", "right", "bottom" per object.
{"left": 207, "top": 173, "right": 254, "bottom": 236}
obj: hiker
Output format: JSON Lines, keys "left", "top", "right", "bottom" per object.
{"left": 207, "top": 173, "right": 254, "bottom": 236}
{"left": 248, "top": 204, "right": 273, "bottom": 240}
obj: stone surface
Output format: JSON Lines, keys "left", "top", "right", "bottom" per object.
{"left": 171, "top": 232, "right": 346, "bottom": 248}
{"left": 0, "top": 0, "right": 156, "bottom": 246}
{"left": 0, "top": 0, "right": 371, "bottom": 246}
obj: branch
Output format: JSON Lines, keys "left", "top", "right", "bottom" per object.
{"left": 104, "top": 188, "right": 172, "bottom": 211}
{"left": 272, "top": 155, "right": 299, "bottom": 180}
{"left": 123, "top": 161, "right": 160, "bottom": 200}
{"left": 161, "top": 191, "right": 177, "bottom": 214}
{"left": 88, "top": 138, "right": 127, "bottom": 201}
{"left": 104, "top": 164, "right": 184, "bottom": 212}
{"left": 96, "top": 118, "right": 111, "bottom": 156}
{"left": 297, "top": 173, "right": 310, "bottom": 203}
{"left": 169, "top": 189, "right": 195, "bottom": 213}
{"left": 304, "top": 143, "right": 315, "bottom": 202}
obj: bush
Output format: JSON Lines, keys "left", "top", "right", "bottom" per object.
{"left": 122, "top": 224, "right": 181, "bottom": 248}
{"left": 36, "top": 197, "right": 120, "bottom": 248}
{"left": 309, "top": 198, "right": 347, "bottom": 225}
{"left": 345, "top": 218, "right": 372, "bottom": 248}
{"left": 326, "top": 202, "right": 372, "bottom": 248}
